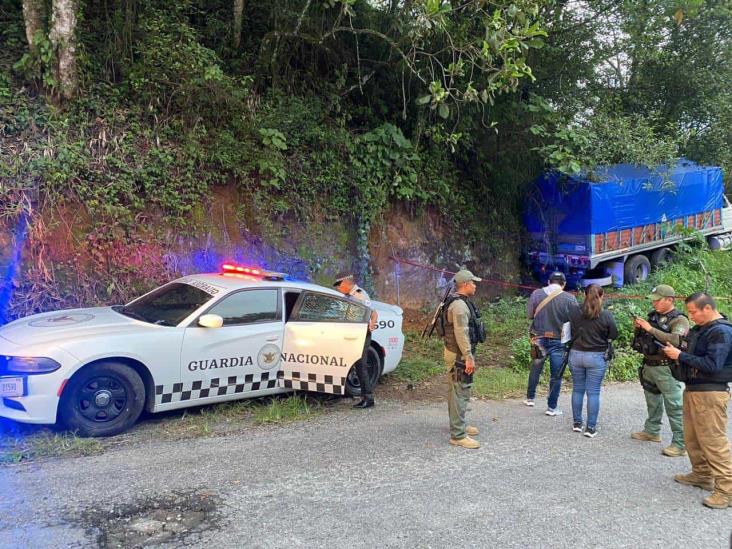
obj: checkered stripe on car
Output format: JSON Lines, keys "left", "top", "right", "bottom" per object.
{"left": 154, "top": 372, "right": 279, "bottom": 405}
{"left": 278, "top": 370, "right": 347, "bottom": 395}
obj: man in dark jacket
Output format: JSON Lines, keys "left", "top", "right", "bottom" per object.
{"left": 662, "top": 292, "right": 732, "bottom": 509}
{"left": 525, "top": 272, "right": 577, "bottom": 416}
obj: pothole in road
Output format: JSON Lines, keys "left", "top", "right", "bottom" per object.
{"left": 83, "top": 490, "right": 220, "bottom": 547}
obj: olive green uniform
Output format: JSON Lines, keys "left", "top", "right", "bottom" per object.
{"left": 443, "top": 297, "right": 474, "bottom": 440}
{"left": 641, "top": 312, "right": 690, "bottom": 449}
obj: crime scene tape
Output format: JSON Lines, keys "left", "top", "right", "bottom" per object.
{"left": 388, "top": 255, "right": 732, "bottom": 302}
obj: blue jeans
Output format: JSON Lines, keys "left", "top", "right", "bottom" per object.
{"left": 569, "top": 350, "right": 608, "bottom": 429}
{"left": 526, "top": 338, "right": 565, "bottom": 409}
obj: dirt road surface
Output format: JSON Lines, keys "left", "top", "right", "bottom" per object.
{"left": 1, "top": 384, "right": 731, "bottom": 548}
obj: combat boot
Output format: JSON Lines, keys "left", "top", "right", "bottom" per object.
{"left": 631, "top": 431, "right": 661, "bottom": 442}
{"left": 703, "top": 491, "right": 732, "bottom": 509}
{"left": 674, "top": 472, "right": 714, "bottom": 491}
{"left": 466, "top": 425, "right": 479, "bottom": 436}
{"left": 662, "top": 445, "right": 687, "bottom": 457}
{"left": 449, "top": 436, "right": 480, "bottom": 449}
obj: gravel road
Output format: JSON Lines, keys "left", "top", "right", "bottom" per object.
{"left": 1, "top": 383, "right": 731, "bottom": 548}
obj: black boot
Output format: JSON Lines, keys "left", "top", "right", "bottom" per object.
{"left": 352, "top": 396, "right": 375, "bottom": 409}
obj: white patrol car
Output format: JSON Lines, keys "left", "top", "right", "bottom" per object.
{"left": 0, "top": 264, "right": 404, "bottom": 436}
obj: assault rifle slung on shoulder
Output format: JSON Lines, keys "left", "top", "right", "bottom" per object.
{"left": 422, "top": 277, "right": 455, "bottom": 339}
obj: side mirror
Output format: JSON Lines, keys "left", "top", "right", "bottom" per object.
{"left": 198, "top": 314, "right": 223, "bottom": 328}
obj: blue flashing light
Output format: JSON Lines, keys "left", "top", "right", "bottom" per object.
{"left": 0, "top": 212, "right": 29, "bottom": 325}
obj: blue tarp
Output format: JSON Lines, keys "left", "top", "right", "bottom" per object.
{"left": 524, "top": 161, "right": 724, "bottom": 235}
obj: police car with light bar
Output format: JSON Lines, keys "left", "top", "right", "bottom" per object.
{"left": 0, "top": 264, "right": 404, "bottom": 436}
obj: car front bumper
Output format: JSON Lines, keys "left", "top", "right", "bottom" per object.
{"left": 0, "top": 337, "right": 77, "bottom": 425}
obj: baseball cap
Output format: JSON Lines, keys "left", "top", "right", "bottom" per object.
{"left": 454, "top": 269, "right": 482, "bottom": 284}
{"left": 648, "top": 284, "right": 675, "bottom": 300}
{"left": 333, "top": 272, "right": 354, "bottom": 287}
{"left": 548, "top": 271, "right": 566, "bottom": 284}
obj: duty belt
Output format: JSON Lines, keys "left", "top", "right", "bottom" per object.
{"left": 644, "top": 359, "right": 674, "bottom": 367}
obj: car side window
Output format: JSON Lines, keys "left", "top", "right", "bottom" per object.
{"left": 293, "top": 293, "right": 367, "bottom": 323}
{"left": 206, "top": 289, "right": 280, "bottom": 326}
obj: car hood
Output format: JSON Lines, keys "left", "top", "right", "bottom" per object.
{"left": 0, "top": 306, "right": 151, "bottom": 347}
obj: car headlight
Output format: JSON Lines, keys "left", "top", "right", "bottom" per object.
{"left": 1, "top": 356, "right": 62, "bottom": 375}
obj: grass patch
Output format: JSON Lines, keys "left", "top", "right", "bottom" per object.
{"left": 156, "top": 394, "right": 323, "bottom": 437}
{"left": 473, "top": 367, "right": 527, "bottom": 399}
{"left": 387, "top": 330, "right": 444, "bottom": 383}
{"left": 0, "top": 431, "right": 104, "bottom": 464}
{"left": 252, "top": 394, "right": 321, "bottom": 425}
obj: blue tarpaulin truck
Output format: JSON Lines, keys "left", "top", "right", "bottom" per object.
{"left": 524, "top": 161, "right": 732, "bottom": 287}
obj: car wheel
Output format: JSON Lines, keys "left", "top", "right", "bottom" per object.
{"left": 650, "top": 247, "right": 673, "bottom": 268}
{"left": 59, "top": 362, "right": 145, "bottom": 437}
{"left": 345, "top": 346, "right": 382, "bottom": 397}
{"left": 623, "top": 255, "right": 651, "bottom": 285}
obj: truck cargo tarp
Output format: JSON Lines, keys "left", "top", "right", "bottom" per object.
{"left": 524, "top": 162, "right": 724, "bottom": 235}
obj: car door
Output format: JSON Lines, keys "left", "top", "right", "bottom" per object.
{"left": 281, "top": 291, "right": 368, "bottom": 395}
{"left": 177, "top": 288, "right": 284, "bottom": 405}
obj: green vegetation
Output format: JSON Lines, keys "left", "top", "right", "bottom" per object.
{"left": 0, "top": 431, "right": 103, "bottom": 464}
{"left": 0, "top": 393, "right": 324, "bottom": 463}
{"left": 2, "top": 1, "right": 731, "bottom": 319}
{"left": 473, "top": 368, "right": 528, "bottom": 400}
{"left": 252, "top": 394, "right": 321, "bottom": 425}
{"left": 386, "top": 331, "right": 444, "bottom": 383}
{"left": 396, "top": 241, "right": 732, "bottom": 395}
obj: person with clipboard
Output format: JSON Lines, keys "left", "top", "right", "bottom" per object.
{"left": 524, "top": 272, "right": 578, "bottom": 416}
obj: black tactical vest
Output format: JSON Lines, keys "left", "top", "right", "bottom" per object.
{"left": 440, "top": 295, "right": 486, "bottom": 353}
{"left": 673, "top": 319, "right": 732, "bottom": 385}
{"left": 632, "top": 308, "right": 686, "bottom": 358}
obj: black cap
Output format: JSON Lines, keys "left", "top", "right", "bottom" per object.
{"left": 548, "top": 271, "right": 566, "bottom": 284}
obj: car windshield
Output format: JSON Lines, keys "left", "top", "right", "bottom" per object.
{"left": 115, "top": 283, "right": 215, "bottom": 326}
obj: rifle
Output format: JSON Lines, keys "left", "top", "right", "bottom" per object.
{"left": 421, "top": 276, "right": 455, "bottom": 339}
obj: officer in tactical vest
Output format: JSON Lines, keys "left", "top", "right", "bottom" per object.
{"left": 442, "top": 269, "right": 486, "bottom": 449}
{"left": 661, "top": 292, "right": 732, "bottom": 509}
{"left": 334, "top": 273, "right": 378, "bottom": 409}
{"left": 630, "top": 284, "right": 689, "bottom": 457}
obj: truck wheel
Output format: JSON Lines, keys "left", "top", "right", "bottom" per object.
{"left": 650, "top": 247, "right": 673, "bottom": 268}
{"left": 59, "top": 362, "right": 145, "bottom": 437}
{"left": 345, "top": 346, "right": 383, "bottom": 397}
{"left": 624, "top": 255, "right": 651, "bottom": 285}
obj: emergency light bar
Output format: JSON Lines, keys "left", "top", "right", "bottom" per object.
{"left": 220, "top": 263, "right": 287, "bottom": 281}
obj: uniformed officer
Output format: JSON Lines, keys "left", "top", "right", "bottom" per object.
{"left": 631, "top": 284, "right": 689, "bottom": 457}
{"left": 442, "top": 269, "right": 485, "bottom": 449}
{"left": 334, "top": 273, "right": 378, "bottom": 408}
{"left": 661, "top": 292, "right": 732, "bottom": 509}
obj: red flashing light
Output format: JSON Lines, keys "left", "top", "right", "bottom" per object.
{"left": 221, "top": 263, "right": 263, "bottom": 276}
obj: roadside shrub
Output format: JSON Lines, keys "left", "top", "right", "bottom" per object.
{"left": 510, "top": 335, "right": 531, "bottom": 372}
{"left": 606, "top": 348, "right": 641, "bottom": 382}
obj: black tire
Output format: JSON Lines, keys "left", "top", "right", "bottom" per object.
{"left": 624, "top": 254, "right": 651, "bottom": 285}
{"left": 59, "top": 362, "right": 145, "bottom": 437}
{"left": 708, "top": 236, "right": 722, "bottom": 251}
{"left": 650, "top": 247, "right": 673, "bottom": 268}
{"left": 345, "top": 346, "right": 382, "bottom": 397}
